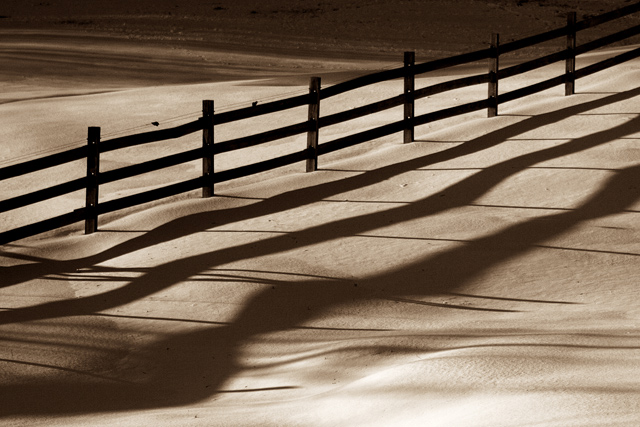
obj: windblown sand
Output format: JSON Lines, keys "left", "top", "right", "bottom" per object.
{"left": 1, "top": 1, "right": 640, "bottom": 426}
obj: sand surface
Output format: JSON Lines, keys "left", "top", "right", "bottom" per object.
{"left": 1, "top": 1, "right": 640, "bottom": 426}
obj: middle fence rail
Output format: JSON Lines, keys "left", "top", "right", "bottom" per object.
{"left": 1, "top": 2, "right": 640, "bottom": 244}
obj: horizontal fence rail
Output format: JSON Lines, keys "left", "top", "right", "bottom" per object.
{"left": 318, "top": 94, "right": 407, "bottom": 128}
{"left": 412, "top": 48, "right": 492, "bottom": 76}
{"left": 0, "top": 210, "right": 86, "bottom": 245}
{"left": 414, "top": 99, "right": 493, "bottom": 128}
{"left": 576, "top": 2, "right": 640, "bottom": 31}
{"left": 215, "top": 93, "right": 310, "bottom": 125}
{"left": 0, "top": 146, "right": 87, "bottom": 180}
{"left": 97, "top": 177, "right": 205, "bottom": 216}
{"left": 0, "top": 177, "right": 86, "bottom": 213}
{"left": 1, "top": 2, "right": 639, "bottom": 245}
{"left": 497, "top": 74, "right": 567, "bottom": 105}
{"left": 99, "top": 147, "right": 205, "bottom": 185}
{"left": 319, "top": 120, "right": 407, "bottom": 156}
{"left": 320, "top": 67, "right": 406, "bottom": 99}
{"left": 414, "top": 73, "right": 492, "bottom": 100}
{"left": 214, "top": 122, "right": 310, "bottom": 154}
{"left": 214, "top": 150, "right": 310, "bottom": 184}
{"left": 498, "top": 50, "right": 568, "bottom": 80}
{"left": 100, "top": 119, "right": 204, "bottom": 153}
{"left": 574, "top": 45, "right": 640, "bottom": 79}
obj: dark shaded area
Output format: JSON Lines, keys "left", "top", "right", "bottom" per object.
{"left": 0, "top": 32, "right": 297, "bottom": 89}
{"left": 2, "top": 0, "right": 638, "bottom": 58}
{"left": 1, "top": 87, "right": 639, "bottom": 416}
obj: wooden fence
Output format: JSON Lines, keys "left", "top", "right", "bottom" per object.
{"left": 1, "top": 2, "right": 640, "bottom": 245}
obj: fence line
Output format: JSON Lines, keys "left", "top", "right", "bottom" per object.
{"left": 1, "top": 2, "right": 640, "bottom": 245}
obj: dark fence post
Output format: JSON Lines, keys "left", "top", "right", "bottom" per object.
{"left": 307, "top": 76, "right": 321, "bottom": 172}
{"left": 202, "top": 99, "right": 215, "bottom": 197}
{"left": 488, "top": 33, "right": 500, "bottom": 117}
{"left": 85, "top": 126, "right": 100, "bottom": 234}
{"left": 404, "top": 51, "right": 416, "bottom": 143}
{"left": 565, "top": 12, "right": 577, "bottom": 96}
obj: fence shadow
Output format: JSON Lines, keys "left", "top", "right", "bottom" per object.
{"left": 1, "top": 87, "right": 639, "bottom": 416}
{"left": 2, "top": 87, "right": 639, "bottom": 292}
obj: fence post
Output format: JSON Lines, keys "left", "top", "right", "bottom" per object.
{"left": 404, "top": 51, "right": 416, "bottom": 143}
{"left": 202, "top": 99, "right": 215, "bottom": 197}
{"left": 85, "top": 126, "right": 100, "bottom": 234}
{"left": 488, "top": 33, "right": 500, "bottom": 117}
{"left": 565, "top": 12, "right": 577, "bottom": 96}
{"left": 307, "top": 76, "right": 321, "bottom": 172}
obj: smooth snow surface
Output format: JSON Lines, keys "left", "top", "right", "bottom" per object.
{"left": 1, "top": 1, "right": 640, "bottom": 425}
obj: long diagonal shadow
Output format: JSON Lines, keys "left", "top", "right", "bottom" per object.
{"left": 1, "top": 146, "right": 639, "bottom": 416}
{"left": 2, "top": 87, "right": 640, "bottom": 289}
